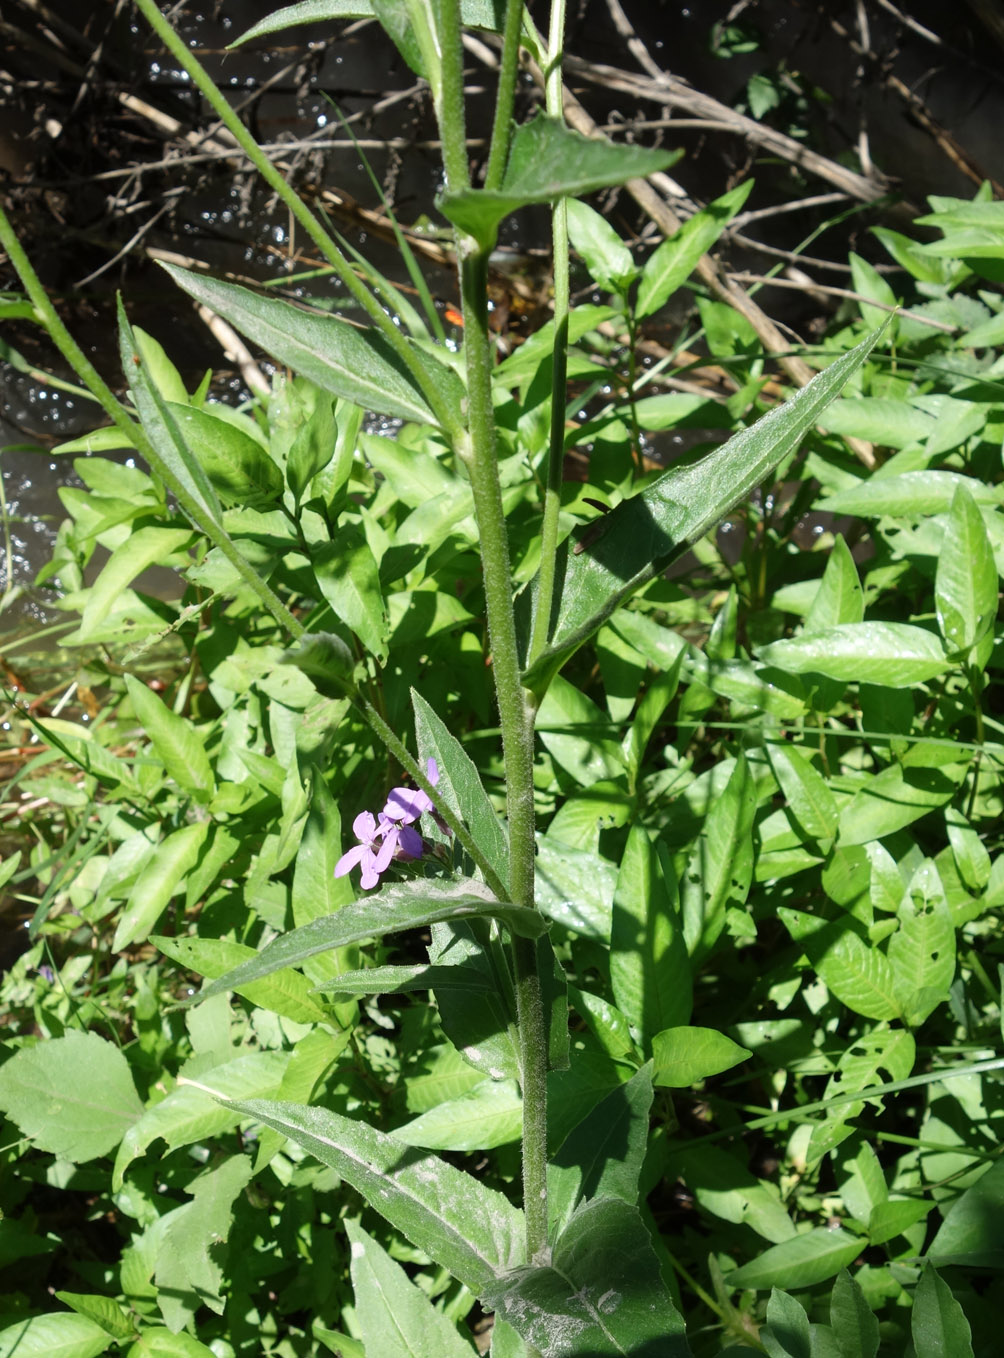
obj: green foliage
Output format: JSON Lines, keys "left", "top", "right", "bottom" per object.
{"left": 2, "top": 1, "right": 1003, "bottom": 1354}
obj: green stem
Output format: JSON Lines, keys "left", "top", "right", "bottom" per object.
{"left": 436, "top": 0, "right": 469, "bottom": 194}
{"left": 528, "top": 0, "right": 568, "bottom": 669}
{"left": 965, "top": 661, "right": 985, "bottom": 821}
{"left": 459, "top": 215, "right": 547, "bottom": 1269}
{"left": 528, "top": 197, "right": 568, "bottom": 666}
{"left": 0, "top": 206, "right": 302, "bottom": 640}
{"left": 132, "top": 0, "right": 458, "bottom": 438}
{"left": 483, "top": 0, "right": 525, "bottom": 191}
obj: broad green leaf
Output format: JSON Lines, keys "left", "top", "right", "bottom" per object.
{"left": 945, "top": 808, "right": 991, "bottom": 892}
{"left": 113, "top": 1049, "right": 289, "bottom": 1188}
{"left": 286, "top": 392, "right": 336, "bottom": 501}
{"left": 814, "top": 924, "right": 902, "bottom": 1020}
{"left": 392, "top": 1078, "right": 523, "bottom": 1151}
{"left": 0, "top": 1314, "right": 111, "bottom": 1358}
{"left": 727, "top": 1227, "right": 862, "bottom": 1290}
{"left": 427, "top": 920, "right": 520, "bottom": 1082}
{"left": 119, "top": 308, "right": 223, "bottom": 525}
{"left": 928, "top": 1158, "right": 1004, "bottom": 1266}
{"left": 154, "top": 934, "right": 329, "bottom": 1024}
{"left": 830, "top": 1271, "right": 879, "bottom": 1358}
{"left": 535, "top": 836, "right": 616, "bottom": 940}
{"left": 166, "top": 402, "right": 282, "bottom": 507}
{"left": 313, "top": 962, "right": 493, "bottom": 996}
{"left": 233, "top": 0, "right": 505, "bottom": 46}
{"left": 126, "top": 1330, "right": 218, "bottom": 1357}
{"left": 652, "top": 1026, "right": 750, "bottom": 1087}
{"left": 803, "top": 534, "right": 863, "bottom": 632}
{"left": 347, "top": 1221, "right": 477, "bottom": 1358}
{"left": 762, "top": 1288, "right": 810, "bottom": 1358}
{"left": 680, "top": 651, "right": 807, "bottom": 719}
{"left": 566, "top": 199, "right": 638, "bottom": 293}
{"left": 291, "top": 769, "right": 355, "bottom": 987}
{"left": 662, "top": 1144, "right": 795, "bottom": 1244}
{"left": 567, "top": 985, "right": 637, "bottom": 1065}
{"left": 221, "top": 1097, "right": 525, "bottom": 1291}
{"left": 548, "top": 1065, "right": 654, "bottom": 1236}
{"left": 818, "top": 470, "right": 1003, "bottom": 518}
{"left": 522, "top": 325, "right": 885, "bottom": 693}
{"left": 312, "top": 528, "right": 389, "bottom": 663}
{"left": 124, "top": 674, "right": 215, "bottom": 801}
{"left": 279, "top": 630, "right": 356, "bottom": 696}
{"left": 766, "top": 744, "right": 838, "bottom": 842}
{"left": 52, "top": 1295, "right": 132, "bottom": 1344}
{"left": 162, "top": 265, "right": 460, "bottom": 427}
{"left": 838, "top": 763, "right": 961, "bottom": 847}
{"left": 253, "top": 1027, "right": 352, "bottom": 1170}
{"left": 440, "top": 114, "right": 677, "bottom": 251}
{"left": 935, "top": 485, "right": 997, "bottom": 655}
{"left": 412, "top": 689, "right": 510, "bottom": 895}
{"left": 199, "top": 879, "right": 547, "bottom": 1000}
{"left": 911, "top": 1264, "right": 974, "bottom": 1358}
{"left": 760, "top": 623, "right": 950, "bottom": 687}
{"left": 888, "top": 860, "right": 955, "bottom": 1023}
{"left": 0, "top": 1031, "right": 142, "bottom": 1163}
{"left": 112, "top": 822, "right": 209, "bottom": 952}
{"left": 867, "top": 1197, "right": 933, "bottom": 1245}
{"left": 536, "top": 674, "right": 626, "bottom": 787}
{"left": 480, "top": 1197, "right": 690, "bottom": 1357}
{"left": 636, "top": 181, "right": 753, "bottom": 318}
{"left": 681, "top": 752, "right": 756, "bottom": 960}
{"left": 78, "top": 525, "right": 193, "bottom": 643}
{"left": 610, "top": 827, "right": 691, "bottom": 1046}
{"left": 154, "top": 1154, "right": 253, "bottom": 1331}
{"left": 815, "top": 398, "right": 934, "bottom": 448}
{"left": 808, "top": 1028, "right": 916, "bottom": 1164}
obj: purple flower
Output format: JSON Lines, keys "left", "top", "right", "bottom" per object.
{"left": 334, "top": 810, "right": 423, "bottom": 889}
{"left": 383, "top": 757, "right": 439, "bottom": 824}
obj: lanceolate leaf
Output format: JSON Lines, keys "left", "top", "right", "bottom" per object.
{"left": 610, "top": 826, "right": 691, "bottom": 1047}
{"left": 346, "top": 1221, "right": 478, "bottom": 1358}
{"left": 759, "top": 623, "right": 951, "bottom": 688}
{"left": 232, "top": 0, "right": 505, "bottom": 47}
{"left": 311, "top": 962, "right": 494, "bottom": 996}
{"left": 911, "top": 1265, "right": 974, "bottom": 1358}
{"left": 198, "top": 880, "right": 547, "bottom": 1000}
{"left": 726, "top": 1227, "right": 862, "bottom": 1291}
{"left": 818, "top": 470, "right": 1003, "bottom": 518}
{"left": 548, "top": 1065, "right": 654, "bottom": 1236}
{"left": 481, "top": 1197, "right": 691, "bottom": 1357}
{"left": 216, "top": 1097, "right": 525, "bottom": 1292}
{"left": 440, "top": 114, "right": 678, "bottom": 251}
{"left": 681, "top": 753, "right": 756, "bottom": 961}
{"left": 161, "top": 265, "right": 460, "bottom": 427}
{"left": 935, "top": 484, "right": 997, "bottom": 655}
{"left": 412, "top": 690, "right": 510, "bottom": 895}
{"left": 636, "top": 180, "right": 753, "bottom": 318}
{"left": 522, "top": 325, "right": 885, "bottom": 693}
{"left": 123, "top": 674, "right": 215, "bottom": 802}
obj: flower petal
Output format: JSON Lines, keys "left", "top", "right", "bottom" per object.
{"left": 334, "top": 843, "right": 367, "bottom": 878}
{"left": 395, "top": 825, "right": 423, "bottom": 859}
{"left": 352, "top": 810, "right": 378, "bottom": 844}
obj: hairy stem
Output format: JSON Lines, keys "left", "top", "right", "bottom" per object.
{"left": 483, "top": 0, "right": 526, "bottom": 190}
